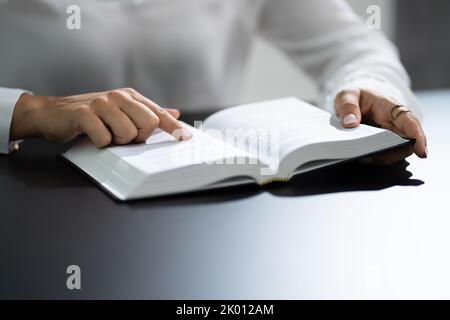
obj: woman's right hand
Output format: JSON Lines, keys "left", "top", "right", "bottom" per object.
{"left": 10, "top": 88, "right": 191, "bottom": 147}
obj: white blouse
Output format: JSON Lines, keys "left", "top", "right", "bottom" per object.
{"left": 0, "top": 0, "right": 419, "bottom": 154}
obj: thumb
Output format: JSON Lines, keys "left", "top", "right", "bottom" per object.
{"left": 334, "top": 89, "right": 362, "bottom": 128}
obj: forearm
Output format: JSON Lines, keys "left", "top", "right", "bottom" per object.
{"left": 259, "top": 0, "right": 421, "bottom": 117}
{"left": 317, "top": 32, "right": 422, "bottom": 118}
{"left": 10, "top": 92, "right": 43, "bottom": 141}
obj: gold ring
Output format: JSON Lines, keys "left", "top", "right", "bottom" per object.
{"left": 390, "top": 105, "right": 411, "bottom": 121}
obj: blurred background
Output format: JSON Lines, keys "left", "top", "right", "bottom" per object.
{"left": 239, "top": 0, "right": 450, "bottom": 104}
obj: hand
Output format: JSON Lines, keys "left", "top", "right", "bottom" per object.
{"left": 334, "top": 88, "right": 428, "bottom": 165}
{"left": 10, "top": 88, "right": 191, "bottom": 147}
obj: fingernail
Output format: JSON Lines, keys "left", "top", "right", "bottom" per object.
{"left": 173, "top": 128, "right": 192, "bottom": 141}
{"left": 343, "top": 114, "right": 358, "bottom": 126}
{"left": 167, "top": 107, "right": 180, "bottom": 114}
{"left": 424, "top": 146, "right": 428, "bottom": 158}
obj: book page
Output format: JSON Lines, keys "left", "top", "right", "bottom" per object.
{"left": 109, "top": 124, "right": 253, "bottom": 176}
{"left": 202, "top": 98, "right": 389, "bottom": 164}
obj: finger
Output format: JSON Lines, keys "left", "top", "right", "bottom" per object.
{"left": 334, "top": 89, "right": 362, "bottom": 128}
{"left": 108, "top": 92, "right": 161, "bottom": 143}
{"left": 131, "top": 93, "right": 191, "bottom": 140}
{"left": 74, "top": 107, "right": 112, "bottom": 148}
{"left": 393, "top": 112, "right": 428, "bottom": 158}
{"left": 359, "top": 143, "right": 414, "bottom": 166}
{"left": 366, "top": 95, "right": 401, "bottom": 129}
{"left": 164, "top": 108, "right": 180, "bottom": 119}
{"left": 91, "top": 98, "right": 138, "bottom": 145}
{"left": 132, "top": 112, "right": 159, "bottom": 143}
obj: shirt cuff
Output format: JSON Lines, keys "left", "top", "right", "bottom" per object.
{"left": 0, "top": 88, "right": 27, "bottom": 154}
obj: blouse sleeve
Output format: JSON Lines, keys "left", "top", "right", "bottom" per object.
{"left": 0, "top": 87, "right": 27, "bottom": 154}
{"left": 258, "top": 0, "right": 422, "bottom": 118}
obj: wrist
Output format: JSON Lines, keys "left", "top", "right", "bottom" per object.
{"left": 10, "top": 93, "right": 46, "bottom": 140}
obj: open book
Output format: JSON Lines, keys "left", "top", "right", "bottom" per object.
{"left": 62, "top": 98, "right": 409, "bottom": 200}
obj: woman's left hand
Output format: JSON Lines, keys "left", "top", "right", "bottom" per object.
{"left": 334, "top": 88, "right": 428, "bottom": 165}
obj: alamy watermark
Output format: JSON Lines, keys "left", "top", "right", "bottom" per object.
{"left": 171, "top": 122, "right": 281, "bottom": 176}
{"left": 66, "top": 264, "right": 81, "bottom": 290}
{"left": 366, "top": 5, "right": 381, "bottom": 30}
{"left": 66, "top": 5, "right": 81, "bottom": 30}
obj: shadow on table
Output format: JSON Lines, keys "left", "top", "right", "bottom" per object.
{"left": 125, "top": 159, "right": 423, "bottom": 208}
{"left": 265, "top": 159, "right": 423, "bottom": 197}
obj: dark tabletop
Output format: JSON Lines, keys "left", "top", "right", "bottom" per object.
{"left": 1, "top": 90, "right": 450, "bottom": 299}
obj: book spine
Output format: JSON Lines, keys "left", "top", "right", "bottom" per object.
{"left": 259, "top": 177, "right": 290, "bottom": 186}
